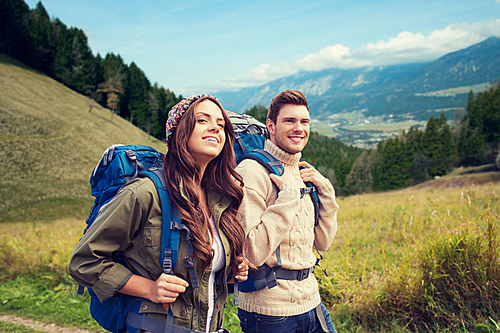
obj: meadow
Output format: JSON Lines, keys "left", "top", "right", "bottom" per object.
{"left": 0, "top": 173, "right": 498, "bottom": 332}
{"left": 1, "top": 53, "right": 499, "bottom": 332}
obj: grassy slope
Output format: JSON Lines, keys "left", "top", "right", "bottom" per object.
{"left": 1, "top": 53, "right": 499, "bottom": 333}
{"left": 0, "top": 53, "right": 166, "bottom": 223}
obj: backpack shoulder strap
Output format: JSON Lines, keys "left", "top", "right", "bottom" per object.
{"left": 139, "top": 168, "right": 199, "bottom": 289}
{"left": 139, "top": 168, "right": 179, "bottom": 273}
{"left": 240, "top": 149, "right": 284, "bottom": 176}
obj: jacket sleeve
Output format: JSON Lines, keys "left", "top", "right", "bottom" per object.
{"left": 313, "top": 180, "right": 339, "bottom": 251}
{"left": 68, "top": 182, "right": 148, "bottom": 302}
{"left": 236, "top": 160, "right": 301, "bottom": 267}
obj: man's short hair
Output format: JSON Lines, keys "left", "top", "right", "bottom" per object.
{"left": 267, "top": 89, "right": 309, "bottom": 124}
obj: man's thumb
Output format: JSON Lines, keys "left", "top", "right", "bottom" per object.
{"left": 269, "top": 173, "right": 280, "bottom": 186}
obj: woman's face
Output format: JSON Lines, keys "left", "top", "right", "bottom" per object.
{"left": 188, "top": 100, "right": 226, "bottom": 167}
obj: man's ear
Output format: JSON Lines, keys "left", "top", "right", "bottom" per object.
{"left": 266, "top": 118, "right": 275, "bottom": 135}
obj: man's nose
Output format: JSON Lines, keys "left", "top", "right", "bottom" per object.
{"left": 293, "top": 122, "right": 304, "bottom": 132}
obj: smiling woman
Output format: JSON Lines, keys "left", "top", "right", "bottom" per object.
{"left": 68, "top": 94, "right": 250, "bottom": 333}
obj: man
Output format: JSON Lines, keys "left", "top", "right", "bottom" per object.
{"left": 236, "top": 89, "right": 339, "bottom": 333}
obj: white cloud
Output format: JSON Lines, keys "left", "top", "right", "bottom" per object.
{"left": 208, "top": 20, "right": 500, "bottom": 92}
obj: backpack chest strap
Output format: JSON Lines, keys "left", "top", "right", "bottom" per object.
{"left": 299, "top": 186, "right": 316, "bottom": 198}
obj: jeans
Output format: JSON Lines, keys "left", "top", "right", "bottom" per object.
{"left": 238, "top": 303, "right": 336, "bottom": 333}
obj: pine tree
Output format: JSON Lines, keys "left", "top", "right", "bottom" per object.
{"left": 458, "top": 90, "right": 488, "bottom": 165}
{"left": 97, "top": 53, "right": 126, "bottom": 113}
{"left": 377, "top": 137, "right": 413, "bottom": 190}
{"left": 422, "top": 115, "right": 456, "bottom": 177}
{"left": 29, "top": 1, "right": 54, "bottom": 73}
{"left": 245, "top": 105, "right": 268, "bottom": 123}
{"left": 404, "top": 126, "right": 430, "bottom": 183}
{"left": 0, "top": 0, "right": 35, "bottom": 65}
{"left": 124, "top": 62, "right": 151, "bottom": 127}
{"left": 52, "top": 18, "right": 72, "bottom": 84}
{"left": 344, "top": 150, "right": 373, "bottom": 194}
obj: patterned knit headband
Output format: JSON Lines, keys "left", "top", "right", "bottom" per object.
{"left": 165, "top": 94, "right": 220, "bottom": 148}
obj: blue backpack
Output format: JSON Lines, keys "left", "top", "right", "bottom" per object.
{"left": 78, "top": 144, "right": 199, "bottom": 333}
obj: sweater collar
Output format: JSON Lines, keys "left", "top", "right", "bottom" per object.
{"left": 264, "top": 139, "right": 301, "bottom": 167}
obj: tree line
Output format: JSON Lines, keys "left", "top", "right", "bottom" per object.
{"left": 344, "top": 82, "right": 500, "bottom": 195}
{"left": 0, "top": 0, "right": 183, "bottom": 140}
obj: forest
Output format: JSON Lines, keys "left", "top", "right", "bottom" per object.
{"left": 343, "top": 86, "right": 500, "bottom": 195}
{"left": 1, "top": 0, "right": 183, "bottom": 140}
{"left": 1, "top": 0, "right": 499, "bottom": 197}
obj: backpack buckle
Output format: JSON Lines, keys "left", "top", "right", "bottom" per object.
{"left": 297, "top": 268, "right": 310, "bottom": 281}
{"left": 163, "top": 259, "right": 172, "bottom": 274}
{"left": 183, "top": 256, "right": 194, "bottom": 269}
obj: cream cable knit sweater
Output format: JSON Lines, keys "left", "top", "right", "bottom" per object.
{"left": 236, "top": 140, "right": 339, "bottom": 316}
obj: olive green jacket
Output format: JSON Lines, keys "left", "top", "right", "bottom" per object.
{"left": 69, "top": 177, "right": 233, "bottom": 332}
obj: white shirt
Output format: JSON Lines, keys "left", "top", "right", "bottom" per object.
{"left": 206, "top": 216, "right": 225, "bottom": 333}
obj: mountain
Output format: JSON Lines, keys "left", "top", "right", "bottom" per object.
{"left": 0, "top": 53, "right": 166, "bottom": 222}
{"left": 214, "top": 37, "right": 500, "bottom": 120}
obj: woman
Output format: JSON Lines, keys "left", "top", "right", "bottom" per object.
{"left": 69, "top": 94, "right": 248, "bottom": 333}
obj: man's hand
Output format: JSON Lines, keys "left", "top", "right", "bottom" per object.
{"left": 298, "top": 161, "right": 327, "bottom": 188}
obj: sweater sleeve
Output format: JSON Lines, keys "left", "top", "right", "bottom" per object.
{"left": 313, "top": 179, "right": 339, "bottom": 251}
{"left": 68, "top": 180, "right": 149, "bottom": 302}
{"left": 236, "top": 160, "right": 301, "bottom": 267}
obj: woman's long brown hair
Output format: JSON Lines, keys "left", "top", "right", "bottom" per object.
{"left": 163, "top": 96, "right": 245, "bottom": 275}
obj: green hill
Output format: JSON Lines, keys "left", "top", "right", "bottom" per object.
{"left": 0, "top": 53, "right": 166, "bottom": 223}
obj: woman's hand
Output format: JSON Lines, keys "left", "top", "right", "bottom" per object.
{"left": 234, "top": 257, "right": 249, "bottom": 282}
{"left": 150, "top": 274, "right": 189, "bottom": 310}
{"left": 119, "top": 273, "right": 188, "bottom": 311}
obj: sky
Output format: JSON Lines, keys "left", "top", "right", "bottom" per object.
{"left": 24, "top": 0, "right": 500, "bottom": 96}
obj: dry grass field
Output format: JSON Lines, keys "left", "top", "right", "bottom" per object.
{"left": 0, "top": 54, "right": 166, "bottom": 223}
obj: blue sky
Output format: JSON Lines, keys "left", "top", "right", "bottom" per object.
{"left": 25, "top": 0, "right": 500, "bottom": 96}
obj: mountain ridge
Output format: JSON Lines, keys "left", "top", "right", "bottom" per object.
{"left": 214, "top": 36, "right": 500, "bottom": 119}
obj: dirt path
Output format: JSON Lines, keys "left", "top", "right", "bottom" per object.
{"left": 0, "top": 314, "right": 92, "bottom": 333}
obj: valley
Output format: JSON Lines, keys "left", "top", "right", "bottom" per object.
{"left": 312, "top": 111, "right": 427, "bottom": 148}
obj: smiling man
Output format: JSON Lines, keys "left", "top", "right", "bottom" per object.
{"left": 235, "top": 89, "right": 339, "bottom": 333}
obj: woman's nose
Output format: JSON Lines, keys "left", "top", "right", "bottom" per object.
{"left": 208, "top": 120, "right": 219, "bottom": 132}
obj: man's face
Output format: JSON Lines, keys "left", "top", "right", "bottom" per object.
{"left": 267, "top": 104, "right": 310, "bottom": 154}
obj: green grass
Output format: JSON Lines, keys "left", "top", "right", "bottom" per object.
{"left": 310, "top": 124, "right": 339, "bottom": 137}
{"left": 319, "top": 181, "right": 500, "bottom": 332}
{"left": 415, "top": 83, "right": 490, "bottom": 97}
{"left": 0, "top": 321, "right": 45, "bottom": 333}
{"left": 343, "top": 121, "right": 426, "bottom": 132}
{"left": 0, "top": 274, "right": 103, "bottom": 332}
{"left": 1, "top": 180, "right": 499, "bottom": 332}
